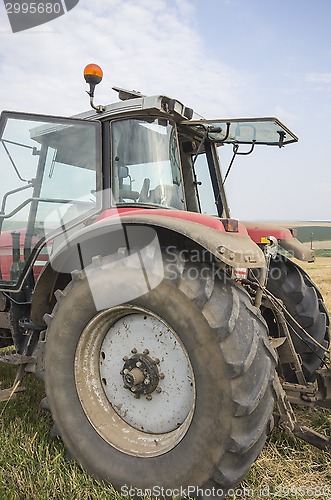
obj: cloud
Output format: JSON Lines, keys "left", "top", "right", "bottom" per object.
{"left": 0, "top": 0, "right": 330, "bottom": 222}
{"left": 305, "top": 73, "right": 331, "bottom": 84}
{"left": 0, "top": 0, "right": 252, "bottom": 118}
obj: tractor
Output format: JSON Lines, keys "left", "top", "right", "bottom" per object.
{"left": 0, "top": 64, "right": 330, "bottom": 498}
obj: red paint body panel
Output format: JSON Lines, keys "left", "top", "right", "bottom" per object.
{"left": 0, "top": 230, "right": 25, "bottom": 281}
{"left": 97, "top": 207, "right": 249, "bottom": 235}
{"left": 1, "top": 210, "right": 294, "bottom": 282}
{"left": 242, "top": 221, "right": 293, "bottom": 243}
{"left": 0, "top": 229, "right": 45, "bottom": 281}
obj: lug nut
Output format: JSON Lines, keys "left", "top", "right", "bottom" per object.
{"left": 143, "top": 349, "right": 149, "bottom": 355}
{"left": 159, "top": 373, "right": 165, "bottom": 379}
{"left": 123, "top": 368, "right": 129, "bottom": 375}
{"left": 144, "top": 378, "right": 150, "bottom": 385}
{"left": 136, "top": 361, "right": 142, "bottom": 368}
{"left": 153, "top": 358, "right": 160, "bottom": 365}
{"left": 124, "top": 368, "right": 145, "bottom": 387}
{"left": 122, "top": 356, "right": 128, "bottom": 361}
{"left": 131, "top": 348, "right": 137, "bottom": 354}
{"left": 155, "top": 387, "right": 162, "bottom": 394}
{"left": 134, "top": 394, "right": 140, "bottom": 399}
{"left": 146, "top": 395, "right": 152, "bottom": 401}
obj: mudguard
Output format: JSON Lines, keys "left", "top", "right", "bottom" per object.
{"left": 243, "top": 222, "right": 314, "bottom": 262}
{"left": 31, "top": 213, "right": 266, "bottom": 326}
{"left": 278, "top": 238, "right": 314, "bottom": 262}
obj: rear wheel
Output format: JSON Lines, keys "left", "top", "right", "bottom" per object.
{"left": 265, "top": 255, "right": 329, "bottom": 382}
{"left": 44, "top": 254, "right": 276, "bottom": 498}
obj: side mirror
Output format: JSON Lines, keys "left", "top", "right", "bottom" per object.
{"left": 119, "top": 166, "right": 129, "bottom": 179}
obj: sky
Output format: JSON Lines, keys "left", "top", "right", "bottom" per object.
{"left": 0, "top": 0, "right": 330, "bottom": 221}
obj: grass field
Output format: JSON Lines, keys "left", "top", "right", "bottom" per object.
{"left": 0, "top": 259, "right": 331, "bottom": 499}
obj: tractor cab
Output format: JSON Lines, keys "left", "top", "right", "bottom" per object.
{"left": 0, "top": 112, "right": 101, "bottom": 289}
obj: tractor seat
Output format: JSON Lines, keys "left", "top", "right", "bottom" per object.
{"left": 148, "top": 184, "right": 183, "bottom": 209}
{"left": 119, "top": 185, "right": 140, "bottom": 201}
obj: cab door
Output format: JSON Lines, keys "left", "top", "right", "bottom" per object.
{"left": 0, "top": 111, "right": 102, "bottom": 290}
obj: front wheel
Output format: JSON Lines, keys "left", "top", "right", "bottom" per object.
{"left": 265, "top": 256, "right": 329, "bottom": 382}
{"left": 44, "top": 255, "right": 276, "bottom": 498}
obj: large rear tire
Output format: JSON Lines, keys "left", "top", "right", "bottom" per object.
{"left": 265, "top": 255, "right": 329, "bottom": 382}
{"left": 44, "top": 254, "right": 276, "bottom": 498}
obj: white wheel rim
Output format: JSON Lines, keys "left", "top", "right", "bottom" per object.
{"left": 75, "top": 305, "right": 196, "bottom": 457}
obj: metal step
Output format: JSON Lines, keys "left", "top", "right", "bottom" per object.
{"left": 0, "top": 350, "right": 35, "bottom": 366}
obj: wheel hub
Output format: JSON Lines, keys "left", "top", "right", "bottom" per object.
{"left": 75, "top": 307, "right": 196, "bottom": 450}
{"left": 121, "top": 352, "right": 161, "bottom": 396}
{"left": 97, "top": 310, "right": 195, "bottom": 434}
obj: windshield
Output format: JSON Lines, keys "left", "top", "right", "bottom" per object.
{"left": 111, "top": 118, "right": 185, "bottom": 210}
{"left": 0, "top": 112, "right": 100, "bottom": 287}
{"left": 183, "top": 117, "right": 298, "bottom": 146}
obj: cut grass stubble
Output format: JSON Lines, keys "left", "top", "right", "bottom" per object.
{"left": 1, "top": 258, "right": 331, "bottom": 499}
